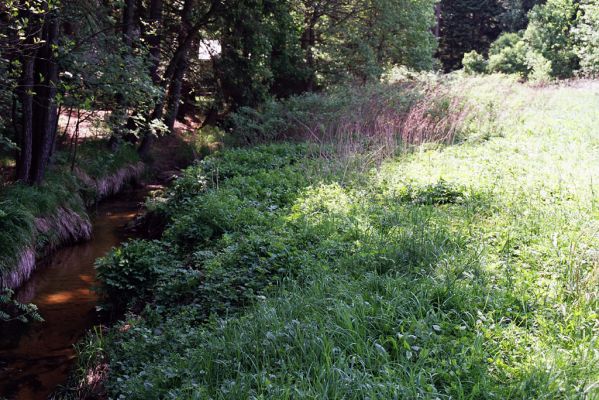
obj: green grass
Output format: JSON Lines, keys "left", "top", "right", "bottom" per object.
{"left": 0, "top": 171, "right": 84, "bottom": 275}
{"left": 65, "top": 140, "right": 141, "bottom": 178}
{"left": 79, "top": 76, "right": 598, "bottom": 399}
{"left": 0, "top": 140, "right": 141, "bottom": 277}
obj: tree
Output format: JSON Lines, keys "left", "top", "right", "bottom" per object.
{"left": 2, "top": 1, "right": 62, "bottom": 184}
{"left": 574, "top": 0, "right": 599, "bottom": 76}
{"left": 524, "top": 0, "right": 579, "bottom": 78}
{"left": 437, "top": 0, "right": 544, "bottom": 71}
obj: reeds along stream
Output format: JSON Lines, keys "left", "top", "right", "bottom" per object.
{"left": 0, "top": 189, "right": 147, "bottom": 400}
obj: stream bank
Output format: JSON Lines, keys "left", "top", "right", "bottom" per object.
{"left": 0, "top": 162, "right": 145, "bottom": 291}
{"left": 0, "top": 188, "right": 148, "bottom": 400}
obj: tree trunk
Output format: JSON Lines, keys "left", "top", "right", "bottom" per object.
{"left": 147, "top": 0, "right": 163, "bottom": 84}
{"left": 30, "top": 13, "right": 60, "bottom": 184}
{"left": 164, "top": 52, "right": 190, "bottom": 132}
{"left": 16, "top": 55, "right": 35, "bottom": 183}
{"left": 122, "top": 0, "right": 136, "bottom": 47}
{"left": 434, "top": 3, "right": 441, "bottom": 39}
{"left": 162, "top": 0, "right": 195, "bottom": 132}
{"left": 300, "top": 11, "right": 319, "bottom": 91}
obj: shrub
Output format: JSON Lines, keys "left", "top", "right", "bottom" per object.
{"left": 487, "top": 33, "right": 530, "bottom": 77}
{"left": 526, "top": 51, "right": 553, "bottom": 83}
{"left": 524, "top": 0, "right": 580, "bottom": 79}
{"left": 574, "top": 0, "right": 599, "bottom": 76}
{"left": 95, "top": 240, "right": 179, "bottom": 309}
{"left": 0, "top": 288, "right": 42, "bottom": 323}
{"left": 462, "top": 51, "right": 487, "bottom": 75}
{"left": 397, "top": 180, "right": 467, "bottom": 205}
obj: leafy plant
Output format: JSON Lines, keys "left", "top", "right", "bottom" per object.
{"left": 95, "top": 240, "right": 179, "bottom": 310}
{"left": 487, "top": 33, "right": 529, "bottom": 77}
{"left": 462, "top": 51, "right": 488, "bottom": 75}
{"left": 0, "top": 288, "right": 42, "bottom": 323}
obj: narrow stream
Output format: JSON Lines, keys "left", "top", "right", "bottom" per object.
{"left": 0, "top": 189, "right": 147, "bottom": 400}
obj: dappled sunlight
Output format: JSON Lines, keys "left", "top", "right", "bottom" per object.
{"left": 41, "top": 288, "right": 93, "bottom": 305}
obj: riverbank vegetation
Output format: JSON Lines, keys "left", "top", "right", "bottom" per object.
{"left": 1, "top": 0, "right": 598, "bottom": 398}
{"left": 0, "top": 141, "right": 142, "bottom": 319}
{"left": 58, "top": 76, "right": 599, "bottom": 399}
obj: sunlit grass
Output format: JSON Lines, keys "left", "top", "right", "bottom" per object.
{"left": 78, "top": 76, "right": 598, "bottom": 399}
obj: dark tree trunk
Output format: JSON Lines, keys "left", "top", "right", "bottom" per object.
{"left": 139, "top": 0, "right": 165, "bottom": 157}
{"left": 147, "top": 0, "right": 163, "bottom": 84}
{"left": 300, "top": 11, "right": 319, "bottom": 91}
{"left": 141, "top": 0, "right": 218, "bottom": 154}
{"left": 16, "top": 55, "right": 35, "bottom": 183}
{"left": 164, "top": 52, "right": 190, "bottom": 132}
{"left": 30, "top": 13, "right": 60, "bottom": 184}
{"left": 434, "top": 3, "right": 441, "bottom": 39}
{"left": 122, "top": 0, "right": 136, "bottom": 47}
{"left": 162, "top": 0, "right": 195, "bottom": 132}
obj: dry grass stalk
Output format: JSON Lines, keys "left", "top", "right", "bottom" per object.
{"left": 293, "top": 84, "right": 469, "bottom": 167}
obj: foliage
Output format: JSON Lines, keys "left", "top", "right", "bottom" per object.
{"left": 229, "top": 81, "right": 468, "bottom": 161}
{"left": 80, "top": 76, "right": 599, "bottom": 399}
{"left": 0, "top": 288, "right": 42, "bottom": 323}
{"left": 73, "top": 141, "right": 141, "bottom": 179}
{"left": 217, "top": 0, "right": 438, "bottom": 109}
{"left": 182, "top": 125, "right": 229, "bottom": 159}
{"left": 462, "top": 51, "right": 488, "bottom": 75}
{"left": 437, "top": 0, "right": 544, "bottom": 71}
{"left": 524, "top": 0, "right": 580, "bottom": 79}
{"left": 95, "top": 240, "right": 179, "bottom": 310}
{"left": 320, "top": 0, "right": 437, "bottom": 84}
{"left": 0, "top": 140, "right": 141, "bottom": 286}
{"left": 526, "top": 50, "right": 554, "bottom": 82}
{"left": 0, "top": 171, "right": 85, "bottom": 275}
{"left": 487, "top": 32, "right": 529, "bottom": 76}
{"left": 98, "top": 143, "right": 325, "bottom": 317}
{"left": 574, "top": 0, "right": 599, "bottom": 76}
{"left": 465, "top": 0, "right": 591, "bottom": 80}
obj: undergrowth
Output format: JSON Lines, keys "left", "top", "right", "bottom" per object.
{"left": 0, "top": 140, "right": 142, "bottom": 321}
{"left": 69, "top": 77, "right": 598, "bottom": 399}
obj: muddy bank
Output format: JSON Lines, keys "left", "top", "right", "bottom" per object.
{"left": 0, "top": 189, "right": 148, "bottom": 400}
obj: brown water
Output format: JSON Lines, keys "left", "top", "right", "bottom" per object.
{"left": 0, "top": 190, "right": 146, "bottom": 400}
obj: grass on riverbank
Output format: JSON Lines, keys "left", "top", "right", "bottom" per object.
{"left": 0, "top": 141, "right": 141, "bottom": 285}
{"left": 70, "top": 76, "right": 598, "bottom": 399}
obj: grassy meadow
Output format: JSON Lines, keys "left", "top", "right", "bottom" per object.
{"left": 68, "top": 76, "right": 598, "bottom": 399}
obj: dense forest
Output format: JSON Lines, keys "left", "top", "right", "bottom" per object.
{"left": 0, "top": 0, "right": 598, "bottom": 399}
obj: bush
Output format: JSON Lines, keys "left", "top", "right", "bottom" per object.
{"left": 462, "top": 51, "right": 487, "bottom": 75}
{"left": 574, "top": 0, "right": 599, "bottom": 76}
{"left": 98, "top": 143, "right": 322, "bottom": 313}
{"left": 524, "top": 0, "right": 580, "bottom": 79}
{"left": 526, "top": 51, "right": 553, "bottom": 83}
{"left": 95, "top": 240, "right": 179, "bottom": 310}
{"left": 487, "top": 33, "right": 530, "bottom": 77}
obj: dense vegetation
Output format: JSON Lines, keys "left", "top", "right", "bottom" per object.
{"left": 0, "top": 0, "right": 598, "bottom": 398}
{"left": 55, "top": 76, "right": 597, "bottom": 399}
{"left": 462, "top": 0, "right": 599, "bottom": 80}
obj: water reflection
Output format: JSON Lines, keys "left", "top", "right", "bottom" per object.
{"left": 0, "top": 190, "right": 146, "bottom": 400}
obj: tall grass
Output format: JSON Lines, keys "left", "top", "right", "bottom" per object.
{"left": 231, "top": 82, "right": 470, "bottom": 166}
{"left": 0, "top": 141, "right": 143, "bottom": 289}
{"left": 70, "top": 76, "right": 598, "bottom": 399}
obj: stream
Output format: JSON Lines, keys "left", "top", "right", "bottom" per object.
{"left": 0, "top": 189, "right": 148, "bottom": 400}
